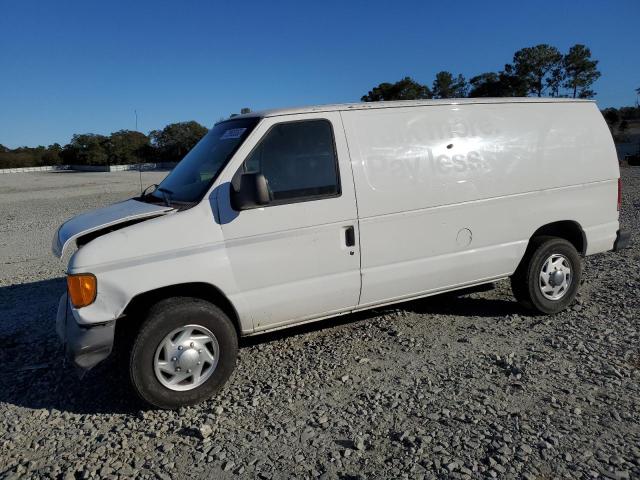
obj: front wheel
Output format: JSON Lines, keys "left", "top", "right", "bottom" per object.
{"left": 510, "top": 236, "right": 582, "bottom": 314}
{"left": 129, "top": 297, "right": 238, "bottom": 409}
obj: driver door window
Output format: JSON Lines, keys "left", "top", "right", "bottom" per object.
{"left": 238, "top": 120, "right": 340, "bottom": 203}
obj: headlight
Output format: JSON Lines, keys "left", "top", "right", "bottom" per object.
{"left": 67, "top": 273, "right": 97, "bottom": 308}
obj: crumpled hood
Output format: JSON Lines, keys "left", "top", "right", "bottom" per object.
{"left": 52, "top": 199, "right": 174, "bottom": 258}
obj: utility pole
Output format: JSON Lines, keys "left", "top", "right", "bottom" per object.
{"left": 134, "top": 110, "right": 139, "bottom": 131}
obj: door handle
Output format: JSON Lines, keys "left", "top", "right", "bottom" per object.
{"left": 345, "top": 226, "right": 356, "bottom": 247}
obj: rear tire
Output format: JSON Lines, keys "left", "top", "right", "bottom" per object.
{"left": 129, "top": 297, "right": 238, "bottom": 409}
{"left": 510, "top": 236, "right": 582, "bottom": 314}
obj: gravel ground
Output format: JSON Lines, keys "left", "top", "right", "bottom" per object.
{"left": 0, "top": 169, "right": 638, "bottom": 480}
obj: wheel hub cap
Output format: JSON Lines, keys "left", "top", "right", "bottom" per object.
{"left": 154, "top": 324, "right": 219, "bottom": 392}
{"left": 539, "top": 254, "right": 572, "bottom": 301}
{"left": 550, "top": 270, "right": 565, "bottom": 287}
{"left": 176, "top": 348, "right": 200, "bottom": 370}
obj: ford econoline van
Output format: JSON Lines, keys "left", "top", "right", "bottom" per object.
{"left": 53, "top": 98, "right": 629, "bottom": 408}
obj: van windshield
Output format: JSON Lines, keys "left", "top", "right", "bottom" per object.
{"left": 147, "top": 117, "right": 260, "bottom": 205}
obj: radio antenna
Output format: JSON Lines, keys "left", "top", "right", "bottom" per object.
{"left": 135, "top": 109, "right": 143, "bottom": 195}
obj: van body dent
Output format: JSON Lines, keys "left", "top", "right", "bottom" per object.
{"left": 53, "top": 98, "right": 628, "bottom": 408}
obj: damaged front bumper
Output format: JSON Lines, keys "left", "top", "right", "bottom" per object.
{"left": 56, "top": 293, "right": 115, "bottom": 372}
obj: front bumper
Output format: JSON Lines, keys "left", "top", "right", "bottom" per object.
{"left": 613, "top": 229, "right": 631, "bottom": 251}
{"left": 56, "top": 293, "right": 115, "bottom": 371}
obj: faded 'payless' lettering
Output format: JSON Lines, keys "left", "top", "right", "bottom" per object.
{"left": 433, "top": 150, "right": 490, "bottom": 174}
{"left": 365, "top": 148, "right": 491, "bottom": 182}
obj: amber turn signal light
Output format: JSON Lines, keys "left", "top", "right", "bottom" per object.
{"left": 67, "top": 274, "right": 97, "bottom": 308}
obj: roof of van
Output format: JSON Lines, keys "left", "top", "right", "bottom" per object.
{"left": 233, "top": 97, "right": 594, "bottom": 120}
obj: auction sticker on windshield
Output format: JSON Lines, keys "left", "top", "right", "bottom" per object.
{"left": 220, "top": 128, "right": 247, "bottom": 140}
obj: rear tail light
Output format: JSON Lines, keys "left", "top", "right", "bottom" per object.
{"left": 617, "top": 178, "right": 622, "bottom": 212}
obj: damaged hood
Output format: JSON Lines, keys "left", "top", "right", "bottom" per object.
{"left": 52, "top": 199, "right": 174, "bottom": 258}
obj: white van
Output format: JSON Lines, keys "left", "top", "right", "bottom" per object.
{"left": 53, "top": 98, "right": 629, "bottom": 408}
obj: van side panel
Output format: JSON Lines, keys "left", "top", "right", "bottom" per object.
{"left": 342, "top": 102, "right": 619, "bottom": 307}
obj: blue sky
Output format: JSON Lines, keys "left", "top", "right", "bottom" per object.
{"left": 1, "top": 0, "right": 638, "bottom": 148}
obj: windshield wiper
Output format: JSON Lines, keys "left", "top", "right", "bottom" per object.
{"left": 141, "top": 184, "right": 158, "bottom": 197}
{"left": 157, "top": 187, "right": 174, "bottom": 207}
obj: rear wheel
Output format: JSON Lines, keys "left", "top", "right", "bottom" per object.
{"left": 510, "top": 236, "right": 582, "bottom": 314}
{"left": 129, "top": 297, "right": 238, "bottom": 409}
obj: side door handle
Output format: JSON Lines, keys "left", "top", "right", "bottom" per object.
{"left": 345, "top": 226, "right": 356, "bottom": 247}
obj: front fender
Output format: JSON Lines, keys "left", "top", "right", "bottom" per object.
{"left": 66, "top": 202, "right": 253, "bottom": 334}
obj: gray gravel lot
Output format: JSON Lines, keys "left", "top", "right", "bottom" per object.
{"left": 0, "top": 169, "right": 639, "bottom": 480}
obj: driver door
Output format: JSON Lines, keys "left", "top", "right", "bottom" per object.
{"left": 215, "top": 112, "right": 361, "bottom": 332}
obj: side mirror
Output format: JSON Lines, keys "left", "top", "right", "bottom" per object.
{"left": 230, "top": 172, "right": 271, "bottom": 210}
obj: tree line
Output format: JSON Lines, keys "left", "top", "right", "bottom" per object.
{"left": 361, "top": 43, "right": 601, "bottom": 101}
{"left": 0, "top": 121, "right": 208, "bottom": 169}
{"left": 602, "top": 105, "right": 640, "bottom": 143}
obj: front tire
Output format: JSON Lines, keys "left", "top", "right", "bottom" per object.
{"left": 129, "top": 297, "right": 238, "bottom": 409}
{"left": 510, "top": 236, "right": 582, "bottom": 314}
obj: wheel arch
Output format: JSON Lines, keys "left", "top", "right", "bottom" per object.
{"left": 117, "top": 282, "right": 243, "bottom": 342}
{"left": 528, "top": 220, "right": 586, "bottom": 255}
